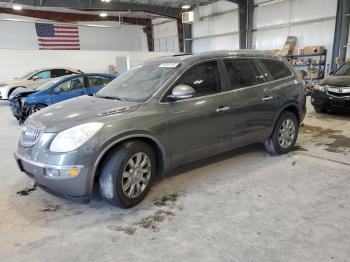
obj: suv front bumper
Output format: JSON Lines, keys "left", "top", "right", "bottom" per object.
{"left": 14, "top": 152, "right": 92, "bottom": 203}
{"left": 311, "top": 90, "right": 350, "bottom": 111}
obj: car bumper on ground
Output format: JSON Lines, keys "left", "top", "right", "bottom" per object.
{"left": 311, "top": 90, "right": 350, "bottom": 111}
{"left": 14, "top": 152, "right": 92, "bottom": 203}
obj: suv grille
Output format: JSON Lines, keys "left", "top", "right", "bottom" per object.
{"left": 20, "top": 120, "right": 45, "bottom": 147}
{"left": 327, "top": 86, "right": 350, "bottom": 97}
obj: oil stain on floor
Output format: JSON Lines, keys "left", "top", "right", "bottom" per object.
{"left": 108, "top": 192, "right": 181, "bottom": 236}
{"left": 300, "top": 124, "right": 350, "bottom": 154}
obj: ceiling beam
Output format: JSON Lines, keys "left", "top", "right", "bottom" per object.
{"left": 0, "top": 0, "right": 182, "bottom": 18}
{"left": 0, "top": 7, "right": 152, "bottom": 25}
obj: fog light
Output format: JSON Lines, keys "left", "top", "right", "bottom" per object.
{"left": 46, "top": 168, "right": 60, "bottom": 177}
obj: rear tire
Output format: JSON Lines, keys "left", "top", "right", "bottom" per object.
{"left": 99, "top": 141, "right": 156, "bottom": 208}
{"left": 264, "top": 111, "right": 299, "bottom": 155}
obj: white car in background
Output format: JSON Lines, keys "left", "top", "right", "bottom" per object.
{"left": 0, "top": 68, "right": 81, "bottom": 100}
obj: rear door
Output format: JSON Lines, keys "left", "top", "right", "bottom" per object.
{"left": 221, "top": 58, "right": 278, "bottom": 146}
{"left": 51, "top": 76, "right": 85, "bottom": 103}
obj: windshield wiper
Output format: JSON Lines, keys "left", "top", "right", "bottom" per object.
{"left": 96, "top": 95, "right": 124, "bottom": 101}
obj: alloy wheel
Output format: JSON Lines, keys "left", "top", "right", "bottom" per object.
{"left": 278, "top": 118, "right": 296, "bottom": 148}
{"left": 122, "top": 152, "right": 151, "bottom": 199}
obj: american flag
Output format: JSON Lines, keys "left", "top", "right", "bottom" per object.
{"left": 35, "top": 23, "right": 80, "bottom": 50}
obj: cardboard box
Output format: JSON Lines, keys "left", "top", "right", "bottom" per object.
{"left": 293, "top": 48, "right": 304, "bottom": 56}
{"left": 304, "top": 46, "right": 325, "bottom": 55}
{"left": 307, "top": 69, "right": 321, "bottom": 79}
{"left": 297, "top": 70, "right": 306, "bottom": 78}
{"left": 282, "top": 44, "right": 294, "bottom": 56}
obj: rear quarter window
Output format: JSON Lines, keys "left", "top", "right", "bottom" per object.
{"left": 260, "top": 59, "right": 292, "bottom": 80}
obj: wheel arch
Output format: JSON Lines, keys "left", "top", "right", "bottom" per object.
{"left": 90, "top": 134, "right": 167, "bottom": 193}
{"left": 275, "top": 103, "right": 301, "bottom": 125}
{"left": 7, "top": 86, "right": 26, "bottom": 97}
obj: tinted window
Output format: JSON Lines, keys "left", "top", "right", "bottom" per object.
{"left": 55, "top": 77, "right": 84, "bottom": 92}
{"left": 89, "top": 76, "right": 112, "bottom": 87}
{"left": 51, "top": 69, "right": 74, "bottom": 78}
{"left": 177, "top": 61, "right": 221, "bottom": 97}
{"left": 223, "top": 59, "right": 264, "bottom": 90}
{"left": 260, "top": 59, "right": 291, "bottom": 80}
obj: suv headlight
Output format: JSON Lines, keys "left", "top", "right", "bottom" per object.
{"left": 314, "top": 84, "right": 325, "bottom": 92}
{"left": 50, "top": 122, "right": 104, "bottom": 153}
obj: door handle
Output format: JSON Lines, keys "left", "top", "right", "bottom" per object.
{"left": 216, "top": 106, "right": 230, "bottom": 113}
{"left": 262, "top": 96, "right": 274, "bottom": 102}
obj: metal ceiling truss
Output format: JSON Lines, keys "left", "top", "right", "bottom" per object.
{"left": 0, "top": 0, "right": 182, "bottom": 18}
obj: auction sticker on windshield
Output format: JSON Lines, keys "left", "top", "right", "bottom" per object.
{"left": 158, "top": 63, "right": 180, "bottom": 68}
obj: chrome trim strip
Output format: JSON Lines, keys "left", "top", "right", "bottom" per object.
{"left": 15, "top": 153, "right": 84, "bottom": 169}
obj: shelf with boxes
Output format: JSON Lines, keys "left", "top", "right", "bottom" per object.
{"left": 268, "top": 38, "right": 328, "bottom": 92}
{"left": 284, "top": 50, "right": 326, "bottom": 85}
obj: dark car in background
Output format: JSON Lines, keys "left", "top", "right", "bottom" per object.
{"left": 10, "top": 73, "right": 115, "bottom": 123}
{"left": 14, "top": 51, "right": 306, "bottom": 208}
{"left": 311, "top": 61, "right": 350, "bottom": 113}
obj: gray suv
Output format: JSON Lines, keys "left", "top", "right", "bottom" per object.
{"left": 14, "top": 51, "right": 306, "bottom": 208}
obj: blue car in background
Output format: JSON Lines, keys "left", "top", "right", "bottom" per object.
{"left": 9, "top": 73, "right": 116, "bottom": 123}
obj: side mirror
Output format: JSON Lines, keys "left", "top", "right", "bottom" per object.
{"left": 32, "top": 76, "right": 39, "bottom": 81}
{"left": 168, "top": 84, "right": 195, "bottom": 100}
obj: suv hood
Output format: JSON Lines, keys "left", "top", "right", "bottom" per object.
{"left": 323, "top": 75, "right": 350, "bottom": 87}
{"left": 0, "top": 79, "right": 29, "bottom": 86}
{"left": 28, "top": 95, "right": 141, "bottom": 132}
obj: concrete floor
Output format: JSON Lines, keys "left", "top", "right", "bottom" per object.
{"left": 0, "top": 100, "right": 349, "bottom": 262}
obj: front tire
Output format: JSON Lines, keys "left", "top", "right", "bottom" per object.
{"left": 264, "top": 111, "right": 299, "bottom": 155}
{"left": 29, "top": 104, "right": 46, "bottom": 115}
{"left": 99, "top": 141, "right": 156, "bottom": 208}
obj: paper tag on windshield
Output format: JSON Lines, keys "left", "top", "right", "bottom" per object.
{"left": 158, "top": 63, "right": 179, "bottom": 68}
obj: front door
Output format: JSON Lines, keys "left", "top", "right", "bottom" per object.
{"left": 163, "top": 60, "right": 233, "bottom": 167}
{"left": 51, "top": 76, "right": 85, "bottom": 104}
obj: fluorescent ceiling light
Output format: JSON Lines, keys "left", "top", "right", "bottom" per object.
{"left": 99, "top": 12, "right": 108, "bottom": 17}
{"left": 13, "top": 5, "right": 22, "bottom": 11}
{"left": 182, "top": 4, "right": 191, "bottom": 9}
{"left": 101, "top": 0, "right": 111, "bottom": 2}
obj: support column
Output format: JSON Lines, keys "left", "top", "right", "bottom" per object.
{"left": 238, "top": 0, "right": 248, "bottom": 49}
{"left": 331, "top": 0, "right": 350, "bottom": 70}
{"left": 247, "top": 0, "right": 254, "bottom": 49}
{"left": 339, "top": 0, "right": 350, "bottom": 65}
{"left": 177, "top": 19, "right": 184, "bottom": 52}
{"left": 183, "top": 23, "right": 192, "bottom": 53}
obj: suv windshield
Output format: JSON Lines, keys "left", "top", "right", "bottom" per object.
{"left": 18, "top": 70, "right": 38, "bottom": 80}
{"left": 96, "top": 62, "right": 179, "bottom": 102}
{"left": 334, "top": 63, "right": 350, "bottom": 76}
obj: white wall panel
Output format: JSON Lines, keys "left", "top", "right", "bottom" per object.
{"left": 193, "top": 34, "right": 239, "bottom": 53}
{"left": 291, "top": 0, "right": 337, "bottom": 23}
{"left": 152, "top": 18, "right": 179, "bottom": 52}
{"left": 0, "top": 14, "right": 148, "bottom": 51}
{"left": 0, "top": 49, "right": 172, "bottom": 81}
{"left": 192, "top": 1, "right": 238, "bottom": 53}
{"left": 254, "top": 1, "right": 291, "bottom": 29}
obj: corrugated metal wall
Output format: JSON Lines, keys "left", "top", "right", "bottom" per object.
{"left": 152, "top": 18, "right": 180, "bottom": 52}
{"left": 192, "top": 1, "right": 239, "bottom": 52}
{"left": 192, "top": 0, "right": 338, "bottom": 66}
